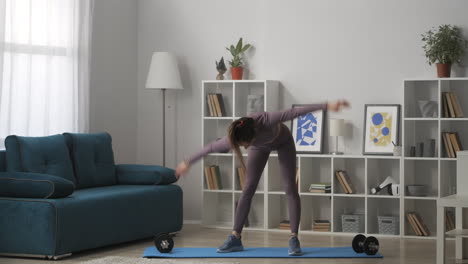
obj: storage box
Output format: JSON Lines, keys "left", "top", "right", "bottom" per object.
{"left": 378, "top": 215, "right": 399, "bottom": 235}
{"left": 341, "top": 214, "right": 364, "bottom": 233}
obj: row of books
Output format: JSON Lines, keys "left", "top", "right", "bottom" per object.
{"left": 278, "top": 220, "right": 291, "bottom": 230}
{"left": 445, "top": 211, "right": 455, "bottom": 231}
{"left": 313, "top": 220, "right": 331, "bottom": 232}
{"left": 442, "top": 92, "right": 464, "bottom": 118}
{"left": 335, "top": 170, "right": 356, "bottom": 194}
{"left": 442, "top": 132, "right": 463, "bottom": 158}
{"left": 206, "top": 93, "right": 227, "bottom": 117}
{"left": 309, "top": 183, "right": 331, "bottom": 193}
{"left": 406, "top": 212, "right": 430, "bottom": 236}
{"left": 204, "top": 165, "right": 223, "bottom": 190}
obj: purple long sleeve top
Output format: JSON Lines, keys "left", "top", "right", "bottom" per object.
{"left": 186, "top": 103, "right": 327, "bottom": 165}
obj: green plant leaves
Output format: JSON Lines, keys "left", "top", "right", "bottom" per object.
{"left": 421, "top": 24, "right": 468, "bottom": 65}
{"left": 225, "top": 37, "right": 252, "bottom": 68}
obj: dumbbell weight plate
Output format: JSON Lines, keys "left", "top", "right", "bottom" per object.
{"left": 363, "top": 236, "right": 379, "bottom": 255}
{"left": 154, "top": 233, "right": 174, "bottom": 253}
{"left": 352, "top": 234, "right": 366, "bottom": 253}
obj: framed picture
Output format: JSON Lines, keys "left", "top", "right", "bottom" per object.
{"left": 363, "top": 104, "right": 401, "bottom": 155}
{"left": 291, "top": 104, "right": 325, "bottom": 154}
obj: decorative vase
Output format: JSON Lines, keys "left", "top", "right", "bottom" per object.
{"left": 231, "top": 67, "right": 244, "bottom": 80}
{"left": 216, "top": 70, "right": 226, "bottom": 80}
{"left": 436, "top": 63, "right": 451, "bottom": 78}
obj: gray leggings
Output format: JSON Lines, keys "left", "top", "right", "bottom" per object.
{"left": 233, "top": 138, "right": 300, "bottom": 233}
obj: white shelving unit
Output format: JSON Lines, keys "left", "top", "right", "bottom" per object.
{"left": 201, "top": 78, "right": 467, "bottom": 239}
{"left": 403, "top": 78, "right": 468, "bottom": 239}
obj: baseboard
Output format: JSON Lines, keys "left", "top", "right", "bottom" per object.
{"left": 184, "top": 219, "right": 202, "bottom": 225}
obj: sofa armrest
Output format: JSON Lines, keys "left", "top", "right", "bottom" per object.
{"left": 0, "top": 172, "right": 75, "bottom": 198}
{"left": 116, "top": 164, "right": 177, "bottom": 185}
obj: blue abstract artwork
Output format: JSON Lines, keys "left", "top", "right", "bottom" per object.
{"left": 295, "top": 112, "right": 318, "bottom": 146}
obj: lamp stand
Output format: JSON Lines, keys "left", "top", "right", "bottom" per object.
{"left": 162, "top": 88, "right": 166, "bottom": 167}
{"left": 331, "top": 136, "right": 343, "bottom": 155}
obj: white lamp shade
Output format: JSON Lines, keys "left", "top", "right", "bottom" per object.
{"left": 329, "top": 119, "right": 345, "bottom": 137}
{"left": 145, "top": 52, "right": 183, "bottom": 90}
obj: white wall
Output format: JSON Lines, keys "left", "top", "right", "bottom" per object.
{"left": 91, "top": 0, "right": 138, "bottom": 163}
{"left": 137, "top": 0, "right": 468, "bottom": 221}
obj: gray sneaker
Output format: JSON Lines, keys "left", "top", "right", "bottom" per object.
{"left": 288, "top": 236, "right": 303, "bottom": 256}
{"left": 217, "top": 234, "right": 244, "bottom": 253}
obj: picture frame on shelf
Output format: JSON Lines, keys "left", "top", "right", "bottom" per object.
{"left": 291, "top": 104, "right": 325, "bottom": 154}
{"left": 363, "top": 104, "right": 401, "bottom": 155}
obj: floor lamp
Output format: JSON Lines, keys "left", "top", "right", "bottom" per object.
{"left": 145, "top": 52, "right": 183, "bottom": 167}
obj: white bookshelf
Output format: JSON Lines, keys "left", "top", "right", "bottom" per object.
{"left": 403, "top": 78, "right": 468, "bottom": 239}
{"left": 201, "top": 78, "right": 467, "bottom": 239}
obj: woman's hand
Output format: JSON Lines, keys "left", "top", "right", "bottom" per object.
{"left": 175, "top": 160, "right": 190, "bottom": 179}
{"left": 327, "top": 100, "right": 350, "bottom": 112}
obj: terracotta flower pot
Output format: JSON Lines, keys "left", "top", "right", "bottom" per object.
{"left": 231, "top": 67, "right": 244, "bottom": 80}
{"left": 436, "top": 63, "right": 451, "bottom": 78}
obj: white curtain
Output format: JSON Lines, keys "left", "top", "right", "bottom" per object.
{"left": 0, "top": 0, "right": 93, "bottom": 146}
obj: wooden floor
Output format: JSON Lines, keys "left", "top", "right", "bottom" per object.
{"left": 0, "top": 224, "right": 457, "bottom": 264}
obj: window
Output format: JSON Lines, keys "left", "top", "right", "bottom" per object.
{"left": 0, "top": 0, "right": 91, "bottom": 145}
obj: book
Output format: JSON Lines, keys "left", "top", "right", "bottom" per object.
{"left": 449, "top": 92, "right": 464, "bottom": 118}
{"left": 335, "top": 170, "right": 349, "bottom": 194}
{"left": 310, "top": 189, "right": 331, "bottom": 193}
{"left": 443, "top": 132, "right": 456, "bottom": 158}
{"left": 313, "top": 220, "right": 330, "bottom": 226}
{"left": 216, "top": 93, "right": 227, "bottom": 117}
{"left": 204, "top": 167, "right": 214, "bottom": 190}
{"left": 407, "top": 213, "right": 422, "bottom": 236}
{"left": 339, "top": 170, "right": 355, "bottom": 194}
{"left": 237, "top": 167, "right": 246, "bottom": 190}
{"left": 449, "top": 133, "right": 461, "bottom": 156}
{"left": 442, "top": 92, "right": 449, "bottom": 118}
{"left": 214, "top": 165, "right": 223, "bottom": 190}
{"left": 206, "top": 94, "right": 215, "bottom": 117}
{"left": 210, "top": 166, "right": 219, "bottom": 190}
{"left": 445, "top": 92, "right": 456, "bottom": 118}
{"left": 412, "top": 213, "right": 430, "bottom": 236}
{"left": 212, "top": 94, "right": 222, "bottom": 117}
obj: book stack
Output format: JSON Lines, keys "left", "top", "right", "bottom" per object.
{"left": 442, "top": 92, "right": 464, "bottom": 118}
{"left": 312, "top": 220, "right": 331, "bottom": 232}
{"left": 237, "top": 167, "right": 246, "bottom": 190}
{"left": 335, "top": 170, "right": 355, "bottom": 194}
{"left": 206, "top": 93, "right": 227, "bottom": 117}
{"left": 445, "top": 211, "right": 455, "bottom": 232}
{"left": 442, "top": 132, "right": 463, "bottom": 158}
{"left": 278, "top": 220, "right": 290, "bottom": 230}
{"left": 309, "top": 183, "right": 331, "bottom": 193}
{"left": 204, "top": 165, "right": 223, "bottom": 190}
{"left": 406, "top": 212, "right": 430, "bottom": 236}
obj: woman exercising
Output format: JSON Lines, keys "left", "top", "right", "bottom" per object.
{"left": 175, "top": 100, "right": 349, "bottom": 256}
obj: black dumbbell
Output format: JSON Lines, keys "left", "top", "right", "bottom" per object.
{"left": 154, "top": 233, "right": 174, "bottom": 253}
{"left": 352, "top": 234, "right": 379, "bottom": 255}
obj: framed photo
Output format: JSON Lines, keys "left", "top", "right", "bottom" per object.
{"left": 363, "top": 104, "right": 401, "bottom": 155}
{"left": 291, "top": 104, "right": 325, "bottom": 154}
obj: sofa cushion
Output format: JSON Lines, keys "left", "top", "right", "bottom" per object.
{"left": 0, "top": 172, "right": 74, "bottom": 198}
{"left": 63, "top": 132, "right": 116, "bottom": 189}
{"left": 5, "top": 135, "right": 76, "bottom": 183}
{"left": 116, "top": 164, "right": 177, "bottom": 185}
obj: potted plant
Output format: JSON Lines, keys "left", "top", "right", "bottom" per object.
{"left": 421, "top": 24, "right": 468, "bottom": 77}
{"left": 226, "top": 38, "right": 251, "bottom": 80}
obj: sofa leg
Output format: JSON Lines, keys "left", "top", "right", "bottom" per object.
{"left": 47, "top": 253, "right": 72, "bottom": 260}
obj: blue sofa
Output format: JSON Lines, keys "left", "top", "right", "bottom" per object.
{"left": 0, "top": 133, "right": 183, "bottom": 259}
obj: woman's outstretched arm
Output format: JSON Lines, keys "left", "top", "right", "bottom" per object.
{"left": 176, "top": 136, "right": 231, "bottom": 177}
{"left": 253, "top": 100, "right": 348, "bottom": 127}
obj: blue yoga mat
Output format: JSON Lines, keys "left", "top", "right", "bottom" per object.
{"left": 143, "top": 247, "right": 383, "bottom": 258}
